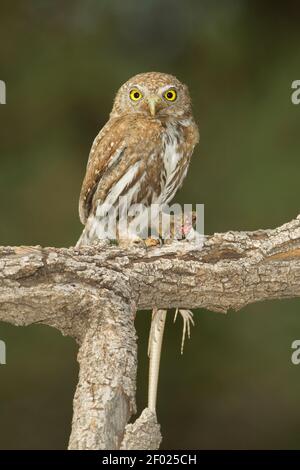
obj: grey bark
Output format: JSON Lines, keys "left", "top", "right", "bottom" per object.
{"left": 0, "top": 215, "right": 299, "bottom": 449}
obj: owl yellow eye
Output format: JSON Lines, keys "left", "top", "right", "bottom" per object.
{"left": 130, "top": 89, "right": 143, "bottom": 101}
{"left": 164, "top": 89, "right": 177, "bottom": 101}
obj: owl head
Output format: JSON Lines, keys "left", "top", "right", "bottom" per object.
{"left": 110, "top": 72, "right": 193, "bottom": 120}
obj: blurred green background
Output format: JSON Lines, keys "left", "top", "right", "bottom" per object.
{"left": 0, "top": 0, "right": 299, "bottom": 449}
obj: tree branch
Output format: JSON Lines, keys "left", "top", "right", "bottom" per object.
{"left": 68, "top": 297, "right": 137, "bottom": 450}
{"left": 0, "top": 214, "right": 299, "bottom": 449}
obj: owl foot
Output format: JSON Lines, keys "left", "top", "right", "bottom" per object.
{"left": 132, "top": 237, "right": 161, "bottom": 249}
{"left": 117, "top": 236, "right": 161, "bottom": 249}
{"left": 133, "top": 237, "right": 161, "bottom": 248}
{"left": 144, "top": 237, "right": 161, "bottom": 248}
{"left": 174, "top": 308, "right": 195, "bottom": 354}
{"left": 116, "top": 235, "right": 144, "bottom": 247}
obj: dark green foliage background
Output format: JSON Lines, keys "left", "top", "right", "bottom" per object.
{"left": 0, "top": 0, "right": 299, "bottom": 449}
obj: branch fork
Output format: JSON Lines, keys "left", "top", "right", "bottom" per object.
{"left": 0, "top": 215, "right": 299, "bottom": 448}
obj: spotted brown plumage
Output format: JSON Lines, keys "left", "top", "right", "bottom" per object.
{"left": 78, "top": 72, "right": 199, "bottom": 245}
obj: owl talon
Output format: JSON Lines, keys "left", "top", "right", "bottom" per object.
{"left": 131, "top": 237, "right": 160, "bottom": 248}
{"left": 117, "top": 237, "right": 143, "bottom": 248}
{"left": 144, "top": 237, "right": 161, "bottom": 248}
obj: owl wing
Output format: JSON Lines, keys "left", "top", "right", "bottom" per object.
{"left": 79, "top": 116, "right": 164, "bottom": 225}
{"left": 79, "top": 119, "right": 129, "bottom": 224}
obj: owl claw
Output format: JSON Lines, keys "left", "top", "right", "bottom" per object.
{"left": 174, "top": 308, "right": 195, "bottom": 354}
{"left": 117, "top": 236, "right": 143, "bottom": 248}
{"left": 132, "top": 237, "right": 161, "bottom": 248}
{"left": 144, "top": 237, "right": 161, "bottom": 248}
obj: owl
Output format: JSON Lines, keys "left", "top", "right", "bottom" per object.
{"left": 77, "top": 72, "right": 199, "bottom": 414}
{"left": 77, "top": 71, "right": 199, "bottom": 245}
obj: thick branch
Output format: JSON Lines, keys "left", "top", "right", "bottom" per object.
{"left": 0, "top": 215, "right": 299, "bottom": 325}
{"left": 0, "top": 214, "right": 299, "bottom": 449}
{"left": 68, "top": 297, "right": 137, "bottom": 450}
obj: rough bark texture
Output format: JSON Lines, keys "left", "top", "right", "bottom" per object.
{"left": 68, "top": 297, "right": 137, "bottom": 450}
{"left": 0, "top": 215, "right": 299, "bottom": 449}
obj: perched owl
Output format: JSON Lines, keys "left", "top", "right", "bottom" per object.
{"left": 77, "top": 72, "right": 199, "bottom": 414}
{"left": 77, "top": 71, "right": 199, "bottom": 245}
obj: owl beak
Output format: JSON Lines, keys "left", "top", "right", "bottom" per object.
{"left": 146, "top": 95, "right": 161, "bottom": 117}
